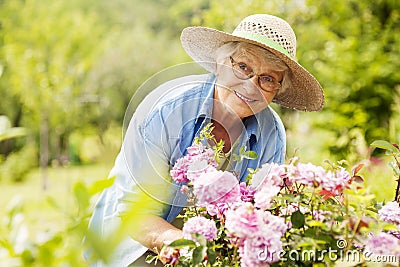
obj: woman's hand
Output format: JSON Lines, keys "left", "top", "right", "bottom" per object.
{"left": 125, "top": 214, "right": 183, "bottom": 252}
{"left": 159, "top": 245, "right": 180, "bottom": 265}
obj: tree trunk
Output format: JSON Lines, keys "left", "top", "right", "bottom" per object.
{"left": 40, "top": 114, "right": 49, "bottom": 190}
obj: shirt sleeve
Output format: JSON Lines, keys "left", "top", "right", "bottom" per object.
{"left": 113, "top": 108, "right": 180, "bottom": 219}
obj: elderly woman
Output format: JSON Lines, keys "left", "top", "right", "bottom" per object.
{"left": 86, "top": 14, "right": 324, "bottom": 266}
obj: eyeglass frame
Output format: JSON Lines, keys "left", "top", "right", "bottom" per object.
{"left": 229, "top": 56, "right": 282, "bottom": 92}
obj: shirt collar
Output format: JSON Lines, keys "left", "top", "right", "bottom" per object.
{"left": 243, "top": 113, "right": 261, "bottom": 143}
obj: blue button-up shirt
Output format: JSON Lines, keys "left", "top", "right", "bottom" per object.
{"left": 86, "top": 74, "right": 286, "bottom": 266}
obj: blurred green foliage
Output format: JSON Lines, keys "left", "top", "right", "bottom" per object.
{"left": 0, "top": 142, "right": 37, "bottom": 183}
{"left": 0, "top": 0, "right": 399, "bottom": 171}
{"left": 0, "top": 176, "right": 114, "bottom": 266}
{"left": 299, "top": 0, "right": 400, "bottom": 160}
{"left": 0, "top": 115, "right": 26, "bottom": 143}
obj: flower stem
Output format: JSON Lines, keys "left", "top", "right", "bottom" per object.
{"left": 393, "top": 155, "right": 400, "bottom": 202}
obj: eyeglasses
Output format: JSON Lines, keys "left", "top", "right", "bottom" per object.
{"left": 229, "top": 56, "right": 281, "bottom": 92}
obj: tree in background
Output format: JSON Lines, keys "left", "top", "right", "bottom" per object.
{"left": 296, "top": 0, "right": 400, "bottom": 160}
{"left": 0, "top": 0, "right": 107, "bottom": 187}
{"left": 0, "top": 0, "right": 192, "bottom": 184}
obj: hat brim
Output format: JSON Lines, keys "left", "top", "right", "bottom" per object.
{"left": 180, "top": 26, "right": 324, "bottom": 111}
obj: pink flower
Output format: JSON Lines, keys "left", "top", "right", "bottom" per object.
{"left": 186, "top": 143, "right": 217, "bottom": 169}
{"left": 186, "top": 159, "right": 216, "bottom": 182}
{"left": 240, "top": 182, "right": 256, "bottom": 202}
{"left": 378, "top": 201, "right": 400, "bottom": 226}
{"left": 364, "top": 232, "right": 400, "bottom": 257}
{"left": 225, "top": 202, "right": 264, "bottom": 239}
{"left": 293, "top": 162, "right": 326, "bottom": 187}
{"left": 206, "top": 203, "right": 229, "bottom": 217}
{"left": 253, "top": 180, "right": 281, "bottom": 210}
{"left": 182, "top": 216, "right": 217, "bottom": 241}
{"left": 192, "top": 170, "right": 241, "bottom": 206}
{"left": 239, "top": 234, "right": 283, "bottom": 266}
{"left": 320, "top": 168, "right": 351, "bottom": 195}
{"left": 259, "top": 211, "right": 287, "bottom": 236}
{"left": 186, "top": 142, "right": 210, "bottom": 157}
{"left": 292, "top": 163, "right": 351, "bottom": 195}
{"left": 170, "top": 157, "right": 190, "bottom": 183}
{"left": 279, "top": 203, "right": 310, "bottom": 216}
{"left": 251, "top": 163, "right": 288, "bottom": 189}
{"left": 170, "top": 143, "right": 217, "bottom": 184}
{"left": 236, "top": 211, "right": 286, "bottom": 266}
{"left": 205, "top": 201, "right": 243, "bottom": 218}
{"left": 313, "top": 210, "right": 331, "bottom": 222}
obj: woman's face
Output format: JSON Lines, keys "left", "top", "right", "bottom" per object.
{"left": 214, "top": 50, "right": 283, "bottom": 119}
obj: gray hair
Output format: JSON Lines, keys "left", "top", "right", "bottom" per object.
{"left": 214, "top": 41, "right": 291, "bottom": 94}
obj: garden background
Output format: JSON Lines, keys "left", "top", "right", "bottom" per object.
{"left": 0, "top": 0, "right": 399, "bottom": 266}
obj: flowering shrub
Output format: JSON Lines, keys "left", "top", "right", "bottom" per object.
{"left": 183, "top": 216, "right": 218, "bottom": 242}
{"left": 148, "top": 125, "right": 400, "bottom": 266}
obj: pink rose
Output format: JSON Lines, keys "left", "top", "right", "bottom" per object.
{"left": 182, "top": 216, "right": 217, "bottom": 241}
{"left": 192, "top": 170, "right": 241, "bottom": 206}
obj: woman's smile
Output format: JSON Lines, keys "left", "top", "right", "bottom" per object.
{"left": 234, "top": 90, "right": 256, "bottom": 103}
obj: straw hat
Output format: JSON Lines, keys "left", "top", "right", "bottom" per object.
{"left": 180, "top": 14, "right": 324, "bottom": 111}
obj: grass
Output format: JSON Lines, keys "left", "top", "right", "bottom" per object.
{"left": 0, "top": 163, "right": 113, "bottom": 235}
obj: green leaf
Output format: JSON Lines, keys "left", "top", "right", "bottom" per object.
{"left": 73, "top": 181, "right": 90, "bottom": 211}
{"left": 244, "top": 150, "right": 258, "bottom": 160}
{"left": 280, "top": 194, "right": 301, "bottom": 202}
{"left": 168, "top": 239, "right": 197, "bottom": 249}
{"left": 389, "top": 162, "right": 400, "bottom": 176}
{"left": 192, "top": 233, "right": 207, "bottom": 247}
{"left": 207, "top": 248, "right": 216, "bottom": 265}
{"left": 0, "top": 237, "right": 15, "bottom": 256}
{"left": 192, "top": 246, "right": 206, "bottom": 265}
{"left": 382, "top": 223, "right": 400, "bottom": 232}
{"left": 307, "top": 220, "right": 326, "bottom": 228}
{"left": 291, "top": 210, "right": 305, "bottom": 229}
{"left": 145, "top": 254, "right": 157, "bottom": 264}
{"left": 371, "top": 140, "right": 399, "bottom": 154}
{"left": 88, "top": 177, "right": 115, "bottom": 196}
{"left": 46, "top": 196, "right": 61, "bottom": 210}
{"left": 84, "top": 229, "right": 115, "bottom": 263}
